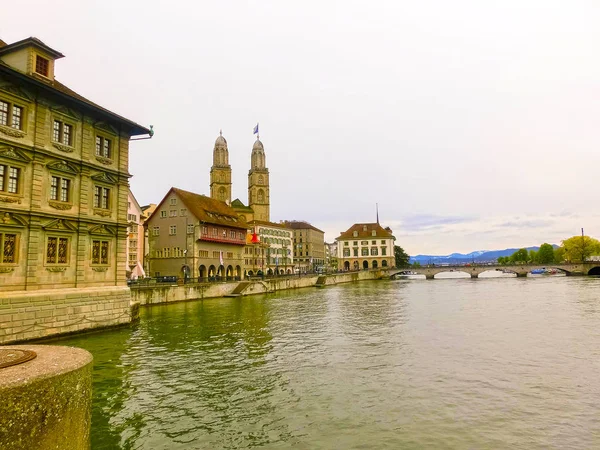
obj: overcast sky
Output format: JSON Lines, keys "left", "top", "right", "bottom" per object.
{"left": 4, "top": 0, "right": 599, "bottom": 255}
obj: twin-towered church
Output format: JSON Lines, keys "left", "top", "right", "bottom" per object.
{"left": 210, "top": 131, "right": 270, "bottom": 223}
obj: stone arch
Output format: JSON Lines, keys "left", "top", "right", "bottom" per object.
{"left": 344, "top": 261, "right": 350, "bottom": 270}
{"left": 199, "top": 265, "right": 206, "bottom": 279}
{"left": 226, "top": 265, "right": 233, "bottom": 279}
{"left": 208, "top": 265, "right": 216, "bottom": 278}
{"left": 382, "top": 260, "right": 388, "bottom": 267}
{"left": 267, "top": 268, "right": 273, "bottom": 276}
{"left": 236, "top": 265, "right": 242, "bottom": 279}
{"left": 363, "top": 260, "right": 369, "bottom": 270}
{"left": 353, "top": 261, "right": 359, "bottom": 270}
{"left": 218, "top": 265, "right": 225, "bottom": 278}
{"left": 287, "top": 269, "right": 291, "bottom": 274}
{"left": 372, "top": 260, "right": 378, "bottom": 269}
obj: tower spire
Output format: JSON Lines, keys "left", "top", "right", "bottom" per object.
{"left": 376, "top": 203, "right": 379, "bottom": 224}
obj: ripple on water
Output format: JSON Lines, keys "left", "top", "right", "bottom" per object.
{"left": 54, "top": 277, "right": 600, "bottom": 449}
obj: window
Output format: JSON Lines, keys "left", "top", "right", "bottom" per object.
{"left": 213, "top": 251, "right": 220, "bottom": 258}
{"left": 164, "top": 248, "right": 170, "bottom": 258}
{"left": 344, "top": 242, "right": 349, "bottom": 246}
{"left": 169, "top": 225, "right": 177, "bottom": 235}
{"left": 187, "top": 224, "right": 194, "bottom": 234}
{"left": 50, "top": 176, "right": 70, "bottom": 202}
{"left": 381, "top": 247, "right": 387, "bottom": 256}
{"left": 129, "top": 240, "right": 137, "bottom": 248}
{"left": 202, "top": 226, "right": 208, "bottom": 235}
{"left": 353, "top": 248, "right": 359, "bottom": 257}
{"left": 381, "top": 240, "right": 385, "bottom": 245}
{"left": 93, "top": 186, "right": 110, "bottom": 209}
{"left": 343, "top": 249, "right": 350, "bottom": 257}
{"left": 0, "top": 101, "right": 24, "bottom": 130}
{"left": 353, "top": 241, "right": 358, "bottom": 246}
{"left": 353, "top": 231, "right": 358, "bottom": 237}
{"left": 361, "top": 241, "right": 368, "bottom": 245}
{"left": 362, "top": 248, "right": 369, "bottom": 256}
{"left": 230, "top": 230, "right": 235, "bottom": 238}
{"left": 371, "top": 247, "right": 378, "bottom": 256}
{"left": 371, "top": 230, "right": 376, "bottom": 236}
{"left": 47, "top": 236, "right": 68, "bottom": 264}
{"left": 372, "top": 241, "right": 376, "bottom": 245}
{"left": 53, "top": 120, "right": 73, "bottom": 146}
{"left": 170, "top": 198, "right": 177, "bottom": 205}
{"left": 211, "top": 228, "right": 218, "bottom": 237}
{"left": 35, "top": 55, "right": 49, "bottom": 76}
{"left": 199, "top": 250, "right": 208, "bottom": 258}
{"left": 0, "top": 164, "right": 21, "bottom": 194}
{"left": 169, "top": 210, "right": 177, "bottom": 217}
{"left": 152, "top": 227, "right": 159, "bottom": 236}
{"left": 92, "top": 240, "right": 109, "bottom": 264}
{"left": 227, "top": 252, "right": 233, "bottom": 258}
{"left": 180, "top": 209, "right": 187, "bottom": 216}
{"left": 0, "top": 233, "right": 17, "bottom": 263}
{"left": 127, "top": 214, "right": 137, "bottom": 222}
{"left": 95, "top": 136, "right": 111, "bottom": 158}
{"left": 160, "top": 210, "right": 167, "bottom": 218}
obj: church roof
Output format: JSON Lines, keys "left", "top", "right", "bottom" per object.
{"left": 336, "top": 223, "right": 395, "bottom": 241}
{"left": 231, "top": 198, "right": 254, "bottom": 212}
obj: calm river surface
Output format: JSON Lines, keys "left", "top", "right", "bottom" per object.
{"left": 56, "top": 276, "right": 600, "bottom": 449}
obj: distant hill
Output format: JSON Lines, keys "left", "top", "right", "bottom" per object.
{"left": 409, "top": 245, "right": 559, "bottom": 265}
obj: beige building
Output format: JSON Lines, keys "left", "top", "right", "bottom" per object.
{"left": 0, "top": 36, "right": 151, "bottom": 291}
{"left": 336, "top": 223, "right": 395, "bottom": 271}
{"left": 145, "top": 187, "right": 247, "bottom": 280}
{"left": 126, "top": 190, "right": 144, "bottom": 279}
{"left": 252, "top": 220, "right": 294, "bottom": 275}
{"left": 283, "top": 220, "right": 325, "bottom": 272}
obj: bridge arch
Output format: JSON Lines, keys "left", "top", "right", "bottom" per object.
{"left": 588, "top": 266, "right": 600, "bottom": 276}
{"left": 433, "top": 269, "right": 470, "bottom": 279}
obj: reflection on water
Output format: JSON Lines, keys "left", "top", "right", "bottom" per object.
{"left": 56, "top": 277, "right": 600, "bottom": 449}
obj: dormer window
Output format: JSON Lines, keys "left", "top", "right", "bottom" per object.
{"left": 35, "top": 55, "right": 49, "bottom": 77}
{"left": 353, "top": 231, "right": 358, "bottom": 237}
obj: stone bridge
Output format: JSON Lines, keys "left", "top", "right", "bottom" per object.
{"left": 384, "top": 263, "right": 600, "bottom": 279}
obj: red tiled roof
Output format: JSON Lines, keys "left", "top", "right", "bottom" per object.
{"left": 336, "top": 223, "right": 395, "bottom": 241}
{"left": 172, "top": 188, "right": 248, "bottom": 230}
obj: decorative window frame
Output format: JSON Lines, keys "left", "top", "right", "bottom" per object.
{"left": 93, "top": 123, "right": 117, "bottom": 166}
{"left": 51, "top": 113, "right": 77, "bottom": 153}
{"left": 90, "top": 172, "right": 116, "bottom": 217}
{"left": 88, "top": 224, "right": 116, "bottom": 267}
{"left": 46, "top": 160, "right": 78, "bottom": 211}
{"left": 0, "top": 145, "right": 31, "bottom": 203}
{"left": 0, "top": 92, "right": 28, "bottom": 138}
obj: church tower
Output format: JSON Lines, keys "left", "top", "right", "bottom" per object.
{"left": 248, "top": 137, "right": 270, "bottom": 222}
{"left": 210, "top": 131, "right": 232, "bottom": 204}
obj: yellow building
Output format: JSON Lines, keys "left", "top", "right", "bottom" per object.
{"left": 0, "top": 37, "right": 151, "bottom": 291}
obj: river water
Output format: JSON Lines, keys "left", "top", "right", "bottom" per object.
{"left": 56, "top": 276, "right": 600, "bottom": 449}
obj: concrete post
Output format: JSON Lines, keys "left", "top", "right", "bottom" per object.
{"left": 0, "top": 345, "right": 93, "bottom": 450}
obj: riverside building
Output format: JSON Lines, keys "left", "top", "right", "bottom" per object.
{"left": 336, "top": 223, "right": 395, "bottom": 271}
{"left": 283, "top": 220, "right": 325, "bottom": 272}
{"left": 0, "top": 36, "right": 152, "bottom": 343}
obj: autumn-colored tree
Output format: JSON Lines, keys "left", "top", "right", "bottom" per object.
{"left": 561, "top": 236, "right": 600, "bottom": 262}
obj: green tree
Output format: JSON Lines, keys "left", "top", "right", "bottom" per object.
{"left": 537, "top": 243, "right": 555, "bottom": 264}
{"left": 528, "top": 249, "right": 538, "bottom": 263}
{"left": 412, "top": 261, "right": 421, "bottom": 268}
{"left": 510, "top": 248, "right": 529, "bottom": 264}
{"left": 497, "top": 256, "right": 507, "bottom": 265}
{"left": 561, "top": 235, "right": 600, "bottom": 262}
{"left": 394, "top": 245, "right": 410, "bottom": 268}
{"left": 554, "top": 246, "right": 565, "bottom": 263}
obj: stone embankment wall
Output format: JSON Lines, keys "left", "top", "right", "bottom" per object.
{"left": 0, "top": 286, "right": 132, "bottom": 345}
{"left": 132, "top": 270, "right": 380, "bottom": 306}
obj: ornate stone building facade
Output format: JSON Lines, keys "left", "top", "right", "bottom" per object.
{"left": 283, "top": 220, "right": 325, "bottom": 272}
{"left": 0, "top": 37, "right": 151, "bottom": 292}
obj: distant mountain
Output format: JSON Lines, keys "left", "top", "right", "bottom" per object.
{"left": 410, "top": 245, "right": 558, "bottom": 265}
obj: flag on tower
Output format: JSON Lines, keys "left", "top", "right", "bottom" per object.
{"left": 253, "top": 123, "right": 259, "bottom": 135}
